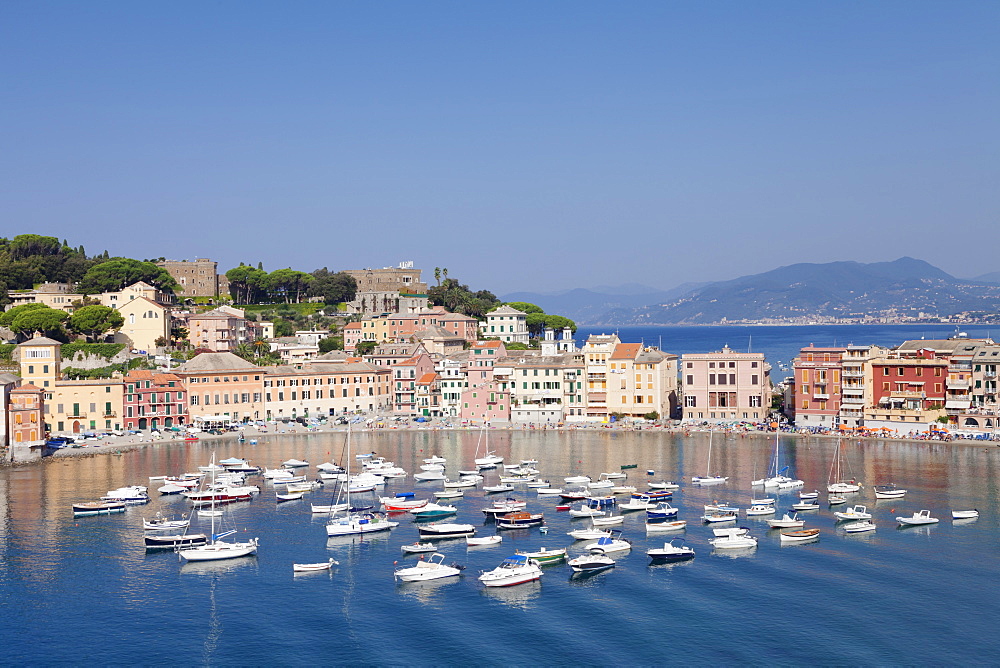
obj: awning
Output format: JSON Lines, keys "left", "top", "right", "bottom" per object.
{"left": 945, "top": 400, "right": 971, "bottom": 409}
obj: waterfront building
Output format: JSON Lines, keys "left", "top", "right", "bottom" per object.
{"left": 496, "top": 350, "right": 586, "bottom": 423}
{"left": 390, "top": 354, "right": 435, "bottom": 415}
{"left": 606, "top": 343, "right": 678, "bottom": 420}
{"left": 8, "top": 382, "right": 45, "bottom": 446}
{"left": 837, "top": 345, "right": 887, "bottom": 429}
{"left": 154, "top": 258, "right": 227, "bottom": 298}
{"left": 957, "top": 344, "right": 1000, "bottom": 434}
{"left": 481, "top": 306, "right": 529, "bottom": 345}
{"left": 0, "top": 372, "right": 19, "bottom": 447}
{"left": 416, "top": 371, "right": 442, "bottom": 417}
{"left": 791, "top": 346, "right": 846, "bottom": 428}
{"left": 174, "top": 352, "right": 265, "bottom": 423}
{"left": 680, "top": 347, "right": 771, "bottom": 423}
{"left": 863, "top": 353, "right": 948, "bottom": 431}
{"left": 263, "top": 361, "right": 391, "bottom": 419}
{"left": 435, "top": 355, "right": 468, "bottom": 418}
{"left": 459, "top": 381, "right": 510, "bottom": 424}
{"left": 582, "top": 333, "right": 621, "bottom": 420}
{"left": 122, "top": 370, "right": 187, "bottom": 431}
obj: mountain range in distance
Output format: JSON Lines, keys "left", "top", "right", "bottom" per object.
{"left": 503, "top": 258, "right": 1000, "bottom": 326}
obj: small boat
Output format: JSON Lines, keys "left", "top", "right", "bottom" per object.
{"left": 843, "top": 520, "right": 876, "bottom": 533}
{"left": 276, "top": 492, "right": 304, "bottom": 503}
{"left": 586, "top": 495, "right": 618, "bottom": 507}
{"left": 713, "top": 526, "right": 750, "bottom": 537}
{"left": 645, "top": 520, "right": 686, "bottom": 533}
{"left": 413, "top": 470, "right": 446, "bottom": 482}
{"left": 380, "top": 497, "right": 429, "bottom": 512}
{"left": 646, "top": 502, "right": 679, "bottom": 520}
{"left": 828, "top": 495, "right": 847, "bottom": 505}
{"left": 401, "top": 542, "right": 438, "bottom": 554}
{"left": 610, "top": 485, "right": 637, "bottom": 495}
{"left": 293, "top": 558, "right": 338, "bottom": 573}
{"left": 564, "top": 475, "right": 591, "bottom": 485}
{"left": 157, "top": 484, "right": 187, "bottom": 495}
{"left": 704, "top": 501, "right": 739, "bottom": 514}
{"left": 647, "top": 538, "right": 695, "bottom": 562}
{"left": 536, "top": 488, "right": 563, "bottom": 496}
{"left": 568, "top": 553, "right": 616, "bottom": 573}
{"left": 515, "top": 547, "right": 567, "bottom": 564}
{"left": 143, "top": 513, "right": 190, "bottom": 531}
{"left": 648, "top": 481, "right": 681, "bottom": 490}
{"left": 799, "top": 490, "right": 819, "bottom": 499}
{"left": 591, "top": 514, "right": 625, "bottom": 527}
{"left": 282, "top": 459, "right": 310, "bottom": 468}
{"left": 434, "top": 490, "right": 465, "bottom": 499}
{"left": 568, "top": 505, "right": 605, "bottom": 517}
{"left": 198, "top": 509, "right": 224, "bottom": 518}
{"left": 874, "top": 484, "right": 907, "bottom": 499}
{"left": 692, "top": 429, "right": 728, "bottom": 484}
{"left": 478, "top": 555, "right": 543, "bottom": 587}
{"left": 619, "top": 496, "right": 656, "bottom": 511}
{"left": 780, "top": 528, "right": 820, "bottom": 543}
{"left": 620, "top": 464, "right": 637, "bottom": 470}
{"left": 443, "top": 478, "right": 477, "bottom": 489}
{"left": 496, "top": 511, "right": 544, "bottom": 529}
{"left": 952, "top": 509, "right": 979, "bottom": 520}
{"left": 423, "top": 455, "right": 447, "bottom": 464}
{"left": 636, "top": 490, "right": 674, "bottom": 501}
{"left": 418, "top": 523, "right": 477, "bottom": 539}
{"left": 767, "top": 513, "right": 804, "bottom": 528}
{"left": 568, "top": 526, "right": 613, "bottom": 541}
{"left": 791, "top": 500, "right": 820, "bottom": 511}
{"left": 750, "top": 497, "right": 775, "bottom": 506}
{"left": 833, "top": 505, "right": 871, "bottom": 521}
{"left": 585, "top": 530, "right": 631, "bottom": 554}
{"left": 483, "top": 484, "right": 514, "bottom": 494}
{"left": 709, "top": 531, "right": 758, "bottom": 550}
{"left": 702, "top": 511, "right": 738, "bottom": 523}
{"left": 72, "top": 501, "right": 127, "bottom": 517}
{"left": 466, "top": 535, "right": 503, "bottom": 547}
{"left": 555, "top": 505, "right": 571, "bottom": 511}
{"left": 144, "top": 533, "right": 208, "bottom": 549}
{"left": 896, "top": 509, "right": 939, "bottom": 526}
{"left": 410, "top": 503, "right": 458, "bottom": 518}
{"left": 559, "top": 490, "right": 588, "bottom": 501}
{"left": 745, "top": 504, "right": 776, "bottom": 516}
{"left": 311, "top": 503, "right": 348, "bottom": 514}
{"left": 395, "top": 553, "right": 463, "bottom": 582}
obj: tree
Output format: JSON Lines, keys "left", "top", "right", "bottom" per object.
{"left": 8, "top": 234, "right": 62, "bottom": 260}
{"left": 8, "top": 305, "right": 67, "bottom": 338}
{"left": 427, "top": 277, "right": 500, "bottom": 319}
{"left": 225, "top": 264, "right": 269, "bottom": 304}
{"left": 318, "top": 336, "right": 343, "bottom": 353}
{"left": 68, "top": 305, "right": 124, "bottom": 341}
{"left": 273, "top": 319, "right": 294, "bottom": 337}
{"left": 309, "top": 268, "right": 357, "bottom": 305}
{"left": 355, "top": 340, "right": 377, "bottom": 356}
{"left": 0, "top": 303, "right": 48, "bottom": 328}
{"left": 434, "top": 267, "right": 441, "bottom": 286}
{"left": 77, "top": 258, "right": 179, "bottom": 295}
{"left": 267, "top": 268, "right": 313, "bottom": 303}
{"left": 504, "top": 302, "right": 544, "bottom": 314}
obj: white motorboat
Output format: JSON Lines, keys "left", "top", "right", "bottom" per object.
{"left": 466, "top": 535, "right": 503, "bottom": 546}
{"left": 702, "top": 511, "right": 738, "bottom": 523}
{"left": 710, "top": 532, "right": 758, "bottom": 550}
{"left": 413, "top": 470, "right": 447, "bottom": 482}
{"left": 568, "top": 553, "right": 616, "bottom": 573}
{"left": 647, "top": 538, "right": 695, "bottom": 562}
{"left": 282, "top": 459, "right": 310, "bottom": 468}
{"left": 843, "top": 520, "right": 877, "bottom": 533}
{"left": 692, "top": 429, "right": 728, "bottom": 485}
{"left": 568, "top": 505, "right": 605, "bottom": 517}
{"left": 750, "top": 497, "right": 775, "bottom": 505}
{"left": 704, "top": 502, "right": 740, "bottom": 514}
{"left": 293, "top": 558, "right": 338, "bottom": 573}
{"left": 419, "top": 463, "right": 445, "bottom": 472}
{"left": 483, "top": 484, "right": 514, "bottom": 493}
{"left": 143, "top": 513, "right": 190, "bottom": 531}
{"left": 648, "top": 481, "right": 681, "bottom": 490}
{"left": 525, "top": 480, "right": 550, "bottom": 488}
{"left": 587, "top": 480, "right": 614, "bottom": 491}
{"left": 585, "top": 530, "right": 631, "bottom": 554}
{"left": 568, "top": 526, "right": 613, "bottom": 541}
{"left": 380, "top": 497, "right": 429, "bottom": 512}
{"left": 434, "top": 490, "right": 465, "bottom": 499}
{"left": 619, "top": 496, "right": 656, "bottom": 511}
{"left": 779, "top": 528, "right": 820, "bottom": 543}
{"left": 896, "top": 510, "right": 939, "bottom": 526}
{"left": 311, "top": 503, "right": 348, "bottom": 514}
{"left": 395, "top": 553, "right": 464, "bottom": 582}
{"left": 591, "top": 514, "right": 625, "bottom": 527}
{"left": 645, "top": 502, "right": 678, "bottom": 519}
{"left": 197, "top": 509, "right": 224, "bottom": 518}
{"left": 564, "top": 476, "right": 591, "bottom": 485}
{"left": 645, "top": 520, "right": 687, "bottom": 533}
{"left": 952, "top": 509, "right": 979, "bottom": 520}
{"left": 791, "top": 500, "right": 820, "bottom": 511}
{"left": 316, "top": 462, "right": 342, "bottom": 472}
{"left": 418, "top": 522, "right": 477, "bottom": 539}
{"left": 834, "top": 505, "right": 871, "bottom": 521}
{"left": 799, "top": 490, "right": 819, "bottom": 499}
{"left": 610, "top": 485, "right": 637, "bottom": 495}
{"left": 536, "top": 487, "right": 563, "bottom": 496}
{"left": 401, "top": 542, "right": 438, "bottom": 553}
{"left": 478, "top": 555, "right": 543, "bottom": 587}
{"left": 874, "top": 485, "right": 907, "bottom": 499}
{"left": 828, "top": 495, "right": 847, "bottom": 505}
{"left": 767, "top": 513, "right": 804, "bottom": 528}
{"left": 746, "top": 504, "right": 776, "bottom": 516}
{"left": 423, "top": 455, "right": 447, "bottom": 464}
{"left": 600, "top": 472, "right": 627, "bottom": 481}
{"left": 713, "top": 526, "right": 750, "bottom": 538}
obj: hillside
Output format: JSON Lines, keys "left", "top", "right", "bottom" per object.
{"left": 501, "top": 283, "right": 709, "bottom": 324}
{"left": 592, "top": 258, "right": 1000, "bottom": 325}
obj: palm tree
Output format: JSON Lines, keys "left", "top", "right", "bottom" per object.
{"left": 434, "top": 267, "right": 441, "bottom": 286}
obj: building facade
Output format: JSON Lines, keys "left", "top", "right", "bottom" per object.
{"left": 122, "top": 370, "right": 188, "bottom": 431}
{"left": 681, "top": 347, "right": 771, "bottom": 423}
{"left": 174, "top": 353, "right": 265, "bottom": 423}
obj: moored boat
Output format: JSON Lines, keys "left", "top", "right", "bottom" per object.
{"left": 645, "top": 520, "right": 687, "bottom": 533}
{"left": 293, "top": 558, "right": 338, "bottom": 573}
{"left": 144, "top": 533, "right": 208, "bottom": 549}
{"left": 394, "top": 553, "right": 463, "bottom": 582}
{"left": 780, "top": 528, "right": 820, "bottom": 543}
{"left": 647, "top": 538, "right": 695, "bottom": 562}
{"left": 478, "top": 555, "right": 543, "bottom": 587}
{"left": 767, "top": 513, "right": 804, "bottom": 529}
{"left": 896, "top": 509, "right": 939, "bottom": 526}
{"left": 418, "top": 522, "right": 477, "bottom": 539}
{"left": 466, "top": 535, "right": 502, "bottom": 547}
{"left": 568, "top": 553, "right": 615, "bottom": 573}
{"left": 952, "top": 509, "right": 979, "bottom": 520}
{"left": 515, "top": 546, "right": 567, "bottom": 564}
{"left": 72, "top": 501, "right": 127, "bottom": 517}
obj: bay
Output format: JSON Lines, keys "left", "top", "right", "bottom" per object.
{"left": 1, "top": 427, "right": 997, "bottom": 664}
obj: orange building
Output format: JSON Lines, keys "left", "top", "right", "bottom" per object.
{"left": 9, "top": 383, "right": 45, "bottom": 445}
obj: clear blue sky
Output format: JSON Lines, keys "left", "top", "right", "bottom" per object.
{"left": 3, "top": 2, "right": 997, "bottom": 294}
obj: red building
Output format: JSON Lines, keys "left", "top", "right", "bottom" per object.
{"left": 123, "top": 370, "right": 188, "bottom": 431}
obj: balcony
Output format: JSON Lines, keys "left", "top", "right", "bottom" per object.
{"left": 587, "top": 374, "right": 606, "bottom": 382}
{"left": 813, "top": 393, "right": 830, "bottom": 400}
{"left": 889, "top": 390, "right": 926, "bottom": 399}
{"left": 66, "top": 412, "right": 87, "bottom": 419}
{"left": 842, "top": 370, "right": 865, "bottom": 378}
{"left": 843, "top": 386, "right": 865, "bottom": 394}
{"left": 103, "top": 412, "right": 116, "bottom": 418}
{"left": 842, "top": 396, "right": 866, "bottom": 405}
{"left": 948, "top": 380, "right": 970, "bottom": 389}
{"left": 588, "top": 392, "right": 607, "bottom": 403}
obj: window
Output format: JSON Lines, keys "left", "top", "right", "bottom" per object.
{"left": 684, "top": 396, "right": 697, "bottom": 407}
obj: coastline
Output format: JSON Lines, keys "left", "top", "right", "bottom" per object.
{"left": 8, "top": 420, "right": 993, "bottom": 468}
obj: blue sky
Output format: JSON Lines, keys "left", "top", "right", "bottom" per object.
{"left": 3, "top": 2, "right": 997, "bottom": 294}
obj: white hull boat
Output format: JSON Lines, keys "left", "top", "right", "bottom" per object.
{"left": 311, "top": 503, "right": 348, "bottom": 514}
{"left": 568, "top": 553, "right": 615, "bottom": 573}
{"left": 418, "top": 523, "right": 477, "bottom": 539}
{"left": 180, "top": 539, "right": 259, "bottom": 561}
{"left": 896, "top": 510, "right": 939, "bottom": 526}
{"left": 568, "top": 505, "right": 605, "bottom": 517}
{"left": 591, "top": 515, "right": 625, "bottom": 527}
{"left": 746, "top": 504, "right": 776, "bottom": 516}
{"left": 478, "top": 555, "right": 542, "bottom": 587}
{"left": 401, "top": 542, "right": 438, "bottom": 554}
{"left": 645, "top": 520, "right": 687, "bottom": 533}
{"left": 293, "top": 558, "right": 338, "bottom": 573}
{"left": 779, "top": 528, "right": 820, "bottom": 543}
{"left": 568, "top": 527, "right": 613, "bottom": 541}
{"left": 413, "top": 471, "right": 446, "bottom": 482}
{"left": 834, "top": 505, "right": 871, "bottom": 521}
{"left": 648, "top": 481, "right": 681, "bottom": 490}
{"left": 647, "top": 538, "right": 695, "bottom": 562}
{"left": 466, "top": 535, "right": 502, "bottom": 546}
{"left": 767, "top": 514, "right": 804, "bottom": 528}
{"left": 536, "top": 488, "right": 563, "bottom": 496}
{"left": 710, "top": 533, "right": 758, "bottom": 550}
{"left": 395, "top": 553, "right": 463, "bottom": 582}
{"left": 326, "top": 514, "right": 398, "bottom": 536}
{"left": 843, "top": 520, "right": 876, "bottom": 533}
{"left": 952, "top": 510, "right": 979, "bottom": 520}
{"left": 874, "top": 485, "right": 907, "bottom": 499}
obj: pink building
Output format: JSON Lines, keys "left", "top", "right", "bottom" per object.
{"left": 791, "top": 346, "right": 845, "bottom": 428}
{"left": 342, "top": 322, "right": 363, "bottom": 352}
{"left": 681, "top": 346, "right": 770, "bottom": 423}
{"left": 467, "top": 340, "right": 507, "bottom": 385}
{"left": 391, "top": 354, "right": 436, "bottom": 415}
{"left": 460, "top": 381, "right": 510, "bottom": 423}
{"left": 185, "top": 309, "right": 253, "bottom": 352}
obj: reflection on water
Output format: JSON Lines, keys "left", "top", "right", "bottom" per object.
{"left": 952, "top": 517, "right": 979, "bottom": 527}
{"left": 395, "top": 575, "right": 461, "bottom": 603}
{"left": 180, "top": 557, "right": 257, "bottom": 576}
{"left": 711, "top": 547, "right": 758, "bottom": 559}
{"left": 480, "top": 580, "right": 542, "bottom": 608}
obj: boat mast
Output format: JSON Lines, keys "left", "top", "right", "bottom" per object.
{"left": 705, "top": 428, "right": 713, "bottom": 477}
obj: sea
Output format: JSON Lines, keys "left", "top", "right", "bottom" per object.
{"left": 1, "top": 324, "right": 998, "bottom": 665}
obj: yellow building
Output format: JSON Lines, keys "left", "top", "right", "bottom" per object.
{"left": 606, "top": 343, "right": 678, "bottom": 419}
{"left": 114, "top": 297, "right": 170, "bottom": 353}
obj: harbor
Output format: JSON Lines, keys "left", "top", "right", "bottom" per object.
{"left": 0, "top": 428, "right": 996, "bottom": 664}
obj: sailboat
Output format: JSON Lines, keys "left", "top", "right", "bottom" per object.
{"left": 178, "top": 455, "right": 259, "bottom": 562}
{"left": 473, "top": 424, "right": 503, "bottom": 468}
{"left": 691, "top": 429, "right": 728, "bottom": 485}
{"left": 826, "top": 440, "right": 861, "bottom": 493}
{"left": 326, "top": 425, "right": 399, "bottom": 537}
{"left": 752, "top": 428, "right": 802, "bottom": 489}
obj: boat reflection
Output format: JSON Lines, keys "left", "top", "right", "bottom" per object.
{"left": 180, "top": 557, "right": 257, "bottom": 576}
{"left": 395, "top": 575, "right": 461, "bottom": 602}
{"left": 479, "top": 580, "right": 542, "bottom": 609}
{"left": 952, "top": 517, "right": 979, "bottom": 527}
{"left": 711, "top": 547, "right": 757, "bottom": 559}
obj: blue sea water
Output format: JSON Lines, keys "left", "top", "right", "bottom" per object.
{"left": 576, "top": 323, "right": 999, "bottom": 372}
{"left": 1, "top": 426, "right": 998, "bottom": 665}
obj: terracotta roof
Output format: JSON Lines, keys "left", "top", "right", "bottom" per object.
{"left": 611, "top": 343, "right": 642, "bottom": 360}
{"left": 416, "top": 373, "right": 438, "bottom": 385}
{"left": 393, "top": 357, "right": 420, "bottom": 367}
{"left": 471, "top": 341, "right": 503, "bottom": 349}
{"left": 342, "top": 322, "right": 362, "bottom": 330}
{"left": 12, "top": 382, "right": 42, "bottom": 392}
